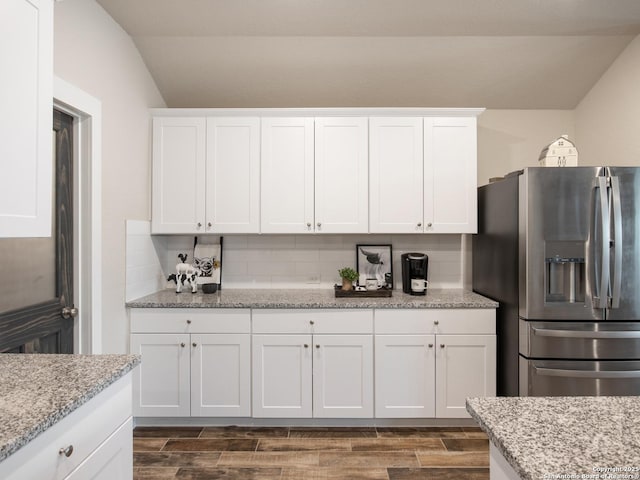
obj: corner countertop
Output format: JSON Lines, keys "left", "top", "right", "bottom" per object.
{"left": 0, "top": 354, "right": 140, "bottom": 462}
{"left": 126, "top": 288, "right": 498, "bottom": 309}
{"left": 466, "top": 396, "right": 640, "bottom": 480}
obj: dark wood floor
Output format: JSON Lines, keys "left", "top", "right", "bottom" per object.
{"left": 133, "top": 426, "right": 489, "bottom": 479}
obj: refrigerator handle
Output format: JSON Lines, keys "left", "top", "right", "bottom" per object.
{"left": 594, "top": 177, "right": 610, "bottom": 309}
{"left": 610, "top": 176, "right": 622, "bottom": 308}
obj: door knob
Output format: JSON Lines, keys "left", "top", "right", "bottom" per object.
{"left": 61, "top": 306, "right": 78, "bottom": 319}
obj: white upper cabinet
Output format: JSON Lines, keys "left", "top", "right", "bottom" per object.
{"left": 206, "top": 118, "right": 260, "bottom": 233}
{"left": 260, "top": 117, "right": 315, "bottom": 233}
{"left": 151, "top": 117, "right": 206, "bottom": 234}
{"left": 314, "top": 117, "right": 369, "bottom": 233}
{"left": 424, "top": 117, "right": 477, "bottom": 233}
{"left": 369, "top": 117, "right": 424, "bottom": 233}
{"left": 370, "top": 115, "right": 478, "bottom": 234}
{"left": 152, "top": 116, "right": 260, "bottom": 234}
{"left": 151, "top": 109, "right": 481, "bottom": 235}
{"left": 0, "top": 0, "right": 53, "bottom": 237}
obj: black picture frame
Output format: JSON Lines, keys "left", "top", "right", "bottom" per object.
{"left": 356, "top": 244, "right": 393, "bottom": 289}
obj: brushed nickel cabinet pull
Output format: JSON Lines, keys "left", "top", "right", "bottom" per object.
{"left": 59, "top": 445, "right": 73, "bottom": 457}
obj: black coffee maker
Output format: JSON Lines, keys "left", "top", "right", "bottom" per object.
{"left": 401, "top": 253, "right": 429, "bottom": 295}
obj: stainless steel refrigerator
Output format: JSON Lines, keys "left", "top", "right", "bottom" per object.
{"left": 473, "top": 167, "right": 640, "bottom": 396}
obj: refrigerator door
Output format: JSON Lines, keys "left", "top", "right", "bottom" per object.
{"left": 604, "top": 167, "right": 640, "bottom": 320}
{"left": 519, "top": 167, "right": 605, "bottom": 320}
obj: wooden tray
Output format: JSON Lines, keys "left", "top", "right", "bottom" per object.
{"left": 334, "top": 285, "right": 392, "bottom": 298}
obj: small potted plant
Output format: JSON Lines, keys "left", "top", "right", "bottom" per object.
{"left": 338, "top": 267, "right": 359, "bottom": 291}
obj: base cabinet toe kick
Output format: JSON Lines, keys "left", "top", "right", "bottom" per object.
{"left": 130, "top": 307, "right": 496, "bottom": 422}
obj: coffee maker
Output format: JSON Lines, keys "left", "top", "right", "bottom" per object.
{"left": 401, "top": 253, "right": 429, "bottom": 295}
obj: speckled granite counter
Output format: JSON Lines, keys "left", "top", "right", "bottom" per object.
{"left": 0, "top": 354, "right": 140, "bottom": 462}
{"left": 126, "top": 288, "right": 497, "bottom": 309}
{"left": 467, "top": 396, "right": 640, "bottom": 480}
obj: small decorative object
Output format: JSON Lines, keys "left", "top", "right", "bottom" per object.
{"left": 356, "top": 244, "right": 393, "bottom": 289}
{"left": 201, "top": 283, "right": 218, "bottom": 294}
{"left": 168, "top": 253, "right": 199, "bottom": 293}
{"left": 338, "top": 267, "right": 359, "bottom": 291}
{"left": 539, "top": 135, "right": 578, "bottom": 167}
{"left": 365, "top": 278, "right": 378, "bottom": 291}
{"left": 194, "top": 242, "right": 222, "bottom": 291}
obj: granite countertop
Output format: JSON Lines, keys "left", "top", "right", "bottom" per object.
{"left": 126, "top": 288, "right": 498, "bottom": 309}
{"left": 0, "top": 354, "right": 140, "bottom": 462}
{"left": 466, "top": 396, "right": 640, "bottom": 480}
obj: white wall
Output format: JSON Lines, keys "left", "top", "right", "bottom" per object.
{"left": 575, "top": 35, "right": 640, "bottom": 166}
{"left": 54, "top": 0, "right": 165, "bottom": 353}
{"left": 477, "top": 109, "right": 575, "bottom": 186}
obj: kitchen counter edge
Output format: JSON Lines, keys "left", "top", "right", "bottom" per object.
{"left": 126, "top": 288, "right": 498, "bottom": 309}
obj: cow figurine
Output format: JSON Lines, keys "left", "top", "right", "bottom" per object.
{"left": 168, "top": 254, "right": 200, "bottom": 293}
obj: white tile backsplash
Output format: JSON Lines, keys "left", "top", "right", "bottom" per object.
{"left": 125, "top": 220, "right": 166, "bottom": 301}
{"left": 125, "top": 226, "right": 464, "bottom": 296}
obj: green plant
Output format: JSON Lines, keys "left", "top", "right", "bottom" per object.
{"left": 338, "top": 267, "right": 359, "bottom": 282}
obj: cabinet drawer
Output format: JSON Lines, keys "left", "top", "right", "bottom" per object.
{"left": 375, "top": 309, "right": 495, "bottom": 334}
{"left": 0, "top": 374, "right": 132, "bottom": 480}
{"left": 130, "top": 308, "right": 251, "bottom": 333}
{"left": 252, "top": 309, "right": 373, "bottom": 334}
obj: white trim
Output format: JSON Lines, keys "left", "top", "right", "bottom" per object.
{"left": 150, "top": 107, "right": 486, "bottom": 118}
{"left": 53, "top": 76, "right": 103, "bottom": 354}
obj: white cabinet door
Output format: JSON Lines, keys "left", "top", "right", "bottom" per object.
{"left": 131, "top": 334, "right": 191, "bottom": 417}
{"left": 0, "top": 0, "right": 53, "bottom": 237}
{"left": 313, "top": 335, "right": 373, "bottom": 418}
{"left": 205, "top": 117, "right": 260, "bottom": 233}
{"left": 261, "top": 117, "right": 314, "bottom": 233}
{"left": 314, "top": 117, "right": 368, "bottom": 233}
{"left": 191, "top": 333, "right": 251, "bottom": 417}
{"left": 375, "top": 335, "right": 436, "bottom": 418}
{"left": 435, "top": 334, "right": 496, "bottom": 418}
{"left": 424, "top": 117, "right": 477, "bottom": 233}
{"left": 151, "top": 117, "right": 206, "bottom": 234}
{"left": 64, "top": 418, "right": 133, "bottom": 480}
{"left": 252, "top": 334, "right": 313, "bottom": 418}
{"left": 369, "top": 117, "right": 424, "bottom": 233}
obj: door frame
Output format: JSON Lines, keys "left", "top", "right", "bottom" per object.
{"left": 53, "top": 76, "right": 102, "bottom": 354}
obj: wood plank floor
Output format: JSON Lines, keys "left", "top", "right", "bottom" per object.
{"left": 133, "top": 426, "right": 489, "bottom": 479}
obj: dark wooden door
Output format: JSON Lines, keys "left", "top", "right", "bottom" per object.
{"left": 0, "top": 110, "right": 75, "bottom": 353}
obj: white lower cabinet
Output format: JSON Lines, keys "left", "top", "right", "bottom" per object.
{"left": 375, "top": 309, "right": 496, "bottom": 418}
{"left": 129, "top": 306, "right": 495, "bottom": 421}
{"left": 130, "top": 309, "right": 251, "bottom": 417}
{"left": 375, "top": 334, "right": 436, "bottom": 418}
{"left": 252, "top": 309, "right": 374, "bottom": 418}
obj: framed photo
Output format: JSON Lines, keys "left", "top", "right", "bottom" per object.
{"left": 356, "top": 244, "right": 393, "bottom": 289}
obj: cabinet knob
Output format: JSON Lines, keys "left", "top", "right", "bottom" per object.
{"left": 304, "top": 344, "right": 309, "bottom": 348}
{"left": 315, "top": 344, "right": 320, "bottom": 349}
{"left": 180, "top": 342, "right": 186, "bottom": 347}
{"left": 197, "top": 222, "right": 202, "bottom": 228}
{"left": 428, "top": 343, "right": 434, "bottom": 348}
{"left": 427, "top": 222, "right": 433, "bottom": 227}
{"left": 192, "top": 342, "right": 197, "bottom": 347}
{"left": 59, "top": 445, "right": 74, "bottom": 457}
{"left": 434, "top": 320, "right": 439, "bottom": 325}
{"left": 186, "top": 319, "right": 192, "bottom": 324}
{"left": 440, "top": 344, "right": 445, "bottom": 348}
{"left": 307, "top": 222, "right": 312, "bottom": 229}
{"left": 310, "top": 320, "right": 314, "bottom": 325}
{"left": 417, "top": 222, "right": 422, "bottom": 227}
{"left": 208, "top": 222, "right": 212, "bottom": 228}
{"left": 317, "top": 222, "right": 321, "bottom": 229}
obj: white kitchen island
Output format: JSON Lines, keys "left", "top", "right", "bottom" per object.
{"left": 0, "top": 354, "right": 140, "bottom": 480}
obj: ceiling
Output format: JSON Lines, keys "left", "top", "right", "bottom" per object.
{"left": 96, "top": 0, "right": 640, "bottom": 109}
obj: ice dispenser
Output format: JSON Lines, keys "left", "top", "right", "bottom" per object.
{"left": 545, "top": 241, "right": 585, "bottom": 304}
